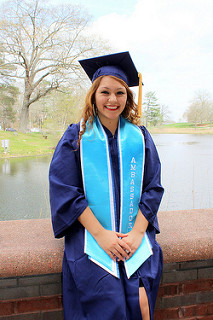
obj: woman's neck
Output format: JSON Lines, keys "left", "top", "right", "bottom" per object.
{"left": 98, "top": 115, "right": 119, "bottom": 136}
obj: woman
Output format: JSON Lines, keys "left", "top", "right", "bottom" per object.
{"left": 49, "top": 52, "right": 164, "bottom": 320}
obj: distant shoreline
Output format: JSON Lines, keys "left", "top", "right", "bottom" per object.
{"left": 149, "top": 127, "right": 213, "bottom": 135}
{"left": 0, "top": 153, "right": 53, "bottom": 160}
{"left": 1, "top": 126, "right": 213, "bottom": 159}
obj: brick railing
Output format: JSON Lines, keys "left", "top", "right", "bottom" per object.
{"left": 0, "top": 209, "right": 213, "bottom": 320}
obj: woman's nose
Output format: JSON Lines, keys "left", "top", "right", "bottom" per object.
{"left": 108, "top": 93, "right": 117, "bottom": 102}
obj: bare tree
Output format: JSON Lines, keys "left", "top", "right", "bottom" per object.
{"left": 160, "top": 104, "right": 171, "bottom": 124}
{"left": 0, "top": 46, "right": 18, "bottom": 129}
{"left": 0, "top": 45, "right": 16, "bottom": 84}
{"left": 185, "top": 91, "right": 213, "bottom": 128}
{"left": 142, "top": 91, "right": 161, "bottom": 126}
{"left": 0, "top": 0, "right": 108, "bottom": 131}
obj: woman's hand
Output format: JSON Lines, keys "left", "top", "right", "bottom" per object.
{"left": 121, "top": 229, "right": 145, "bottom": 259}
{"left": 119, "top": 209, "right": 149, "bottom": 259}
{"left": 95, "top": 229, "right": 132, "bottom": 261}
{"left": 78, "top": 206, "right": 148, "bottom": 262}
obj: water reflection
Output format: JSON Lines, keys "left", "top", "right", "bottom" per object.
{"left": 0, "top": 156, "right": 51, "bottom": 221}
{"left": 152, "top": 134, "right": 213, "bottom": 211}
{"left": 2, "top": 160, "right": 11, "bottom": 175}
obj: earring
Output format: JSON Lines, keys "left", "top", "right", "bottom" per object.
{"left": 93, "top": 104, "right": 97, "bottom": 116}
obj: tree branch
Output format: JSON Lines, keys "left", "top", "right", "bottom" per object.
{"left": 29, "top": 83, "right": 59, "bottom": 106}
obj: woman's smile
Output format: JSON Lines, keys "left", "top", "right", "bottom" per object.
{"left": 105, "top": 105, "right": 119, "bottom": 110}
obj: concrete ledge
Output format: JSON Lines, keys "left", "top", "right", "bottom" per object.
{"left": 157, "top": 209, "right": 213, "bottom": 263}
{"left": 0, "top": 209, "right": 213, "bottom": 278}
{"left": 0, "top": 219, "right": 64, "bottom": 278}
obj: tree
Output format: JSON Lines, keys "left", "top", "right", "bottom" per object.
{"left": 0, "top": 0, "right": 108, "bottom": 131}
{"left": 0, "top": 84, "right": 19, "bottom": 129}
{"left": 160, "top": 104, "right": 171, "bottom": 124}
{"left": 49, "top": 89, "right": 85, "bottom": 132}
{"left": 30, "top": 86, "right": 85, "bottom": 133}
{"left": 0, "top": 45, "right": 16, "bottom": 84}
{"left": 143, "top": 91, "right": 161, "bottom": 126}
{"left": 0, "top": 48, "right": 18, "bottom": 129}
{"left": 185, "top": 91, "right": 213, "bottom": 128}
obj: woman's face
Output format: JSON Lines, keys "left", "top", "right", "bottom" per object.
{"left": 95, "top": 76, "right": 127, "bottom": 128}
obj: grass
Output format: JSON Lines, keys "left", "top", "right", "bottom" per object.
{"left": 0, "top": 130, "right": 60, "bottom": 158}
{"left": 149, "top": 123, "right": 213, "bottom": 134}
{"left": 163, "top": 123, "right": 196, "bottom": 128}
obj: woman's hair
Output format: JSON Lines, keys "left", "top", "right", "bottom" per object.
{"left": 78, "top": 75, "right": 140, "bottom": 146}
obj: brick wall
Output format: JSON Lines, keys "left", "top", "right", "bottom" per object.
{"left": 154, "top": 259, "right": 213, "bottom": 319}
{"left": 0, "top": 259, "right": 212, "bottom": 320}
{"left": 0, "top": 274, "right": 63, "bottom": 320}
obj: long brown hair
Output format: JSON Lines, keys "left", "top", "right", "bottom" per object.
{"left": 78, "top": 75, "right": 140, "bottom": 145}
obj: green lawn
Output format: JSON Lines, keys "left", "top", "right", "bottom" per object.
{"left": 163, "top": 122, "right": 196, "bottom": 128}
{"left": 0, "top": 131, "right": 60, "bottom": 158}
{"left": 149, "top": 122, "right": 213, "bottom": 134}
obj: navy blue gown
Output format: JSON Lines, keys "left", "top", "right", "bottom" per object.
{"left": 49, "top": 122, "right": 164, "bottom": 320}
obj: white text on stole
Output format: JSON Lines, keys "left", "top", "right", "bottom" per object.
{"left": 128, "top": 157, "right": 136, "bottom": 230}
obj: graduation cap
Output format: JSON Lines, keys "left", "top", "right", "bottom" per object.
{"left": 79, "top": 52, "right": 143, "bottom": 117}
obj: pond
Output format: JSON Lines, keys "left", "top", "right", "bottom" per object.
{"left": 153, "top": 134, "right": 213, "bottom": 211}
{"left": 0, "top": 156, "right": 50, "bottom": 221}
{"left": 0, "top": 134, "right": 213, "bottom": 221}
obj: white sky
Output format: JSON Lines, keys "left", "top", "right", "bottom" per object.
{"left": 81, "top": 0, "right": 213, "bottom": 122}
{"left": 1, "top": 0, "right": 213, "bottom": 121}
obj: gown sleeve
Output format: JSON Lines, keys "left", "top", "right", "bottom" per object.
{"left": 49, "top": 123, "right": 88, "bottom": 238}
{"left": 139, "top": 126, "right": 164, "bottom": 233}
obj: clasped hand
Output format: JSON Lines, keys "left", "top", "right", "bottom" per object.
{"left": 95, "top": 229, "right": 144, "bottom": 262}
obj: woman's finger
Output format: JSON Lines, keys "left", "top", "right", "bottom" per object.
{"left": 114, "top": 248, "right": 128, "bottom": 261}
{"left": 118, "top": 238, "right": 131, "bottom": 253}
{"left": 116, "top": 232, "right": 128, "bottom": 238}
{"left": 109, "top": 251, "right": 116, "bottom": 261}
{"left": 115, "top": 246, "right": 129, "bottom": 260}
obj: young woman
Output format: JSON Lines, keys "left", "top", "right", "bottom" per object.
{"left": 49, "top": 52, "right": 164, "bottom": 320}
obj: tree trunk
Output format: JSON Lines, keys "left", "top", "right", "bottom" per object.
{"left": 19, "top": 81, "right": 31, "bottom": 132}
{"left": 19, "top": 102, "right": 29, "bottom": 132}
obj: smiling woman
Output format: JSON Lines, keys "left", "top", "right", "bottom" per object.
{"left": 49, "top": 51, "right": 164, "bottom": 320}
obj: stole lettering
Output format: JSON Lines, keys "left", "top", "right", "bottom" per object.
{"left": 128, "top": 157, "right": 137, "bottom": 230}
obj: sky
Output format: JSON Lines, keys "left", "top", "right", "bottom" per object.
{"left": 1, "top": 0, "right": 213, "bottom": 121}
{"left": 55, "top": 0, "right": 213, "bottom": 121}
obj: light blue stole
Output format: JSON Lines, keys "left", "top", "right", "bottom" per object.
{"left": 80, "top": 116, "right": 153, "bottom": 278}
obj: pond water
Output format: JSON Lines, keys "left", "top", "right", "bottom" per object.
{"left": 0, "top": 134, "right": 213, "bottom": 221}
{"left": 153, "top": 134, "right": 213, "bottom": 211}
{"left": 0, "top": 156, "right": 50, "bottom": 221}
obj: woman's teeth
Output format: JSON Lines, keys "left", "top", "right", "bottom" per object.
{"left": 105, "top": 105, "right": 118, "bottom": 110}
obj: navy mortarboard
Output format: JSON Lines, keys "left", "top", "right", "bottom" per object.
{"left": 79, "top": 51, "right": 143, "bottom": 116}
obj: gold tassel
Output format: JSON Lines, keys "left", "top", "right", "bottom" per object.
{"left": 138, "top": 72, "right": 142, "bottom": 117}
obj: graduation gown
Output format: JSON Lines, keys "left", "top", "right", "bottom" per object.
{"left": 49, "top": 122, "right": 164, "bottom": 320}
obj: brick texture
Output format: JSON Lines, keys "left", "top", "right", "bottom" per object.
{"left": 17, "top": 296, "right": 62, "bottom": 313}
{"left": 154, "top": 302, "right": 213, "bottom": 319}
{"left": 0, "top": 295, "right": 62, "bottom": 316}
{"left": 0, "top": 313, "right": 41, "bottom": 320}
{"left": 155, "top": 259, "right": 213, "bottom": 319}
{"left": 0, "top": 273, "right": 63, "bottom": 320}
{"left": 0, "top": 259, "right": 212, "bottom": 320}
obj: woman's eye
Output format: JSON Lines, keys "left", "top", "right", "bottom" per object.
{"left": 117, "top": 91, "right": 125, "bottom": 95}
{"left": 101, "top": 91, "right": 109, "bottom": 94}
